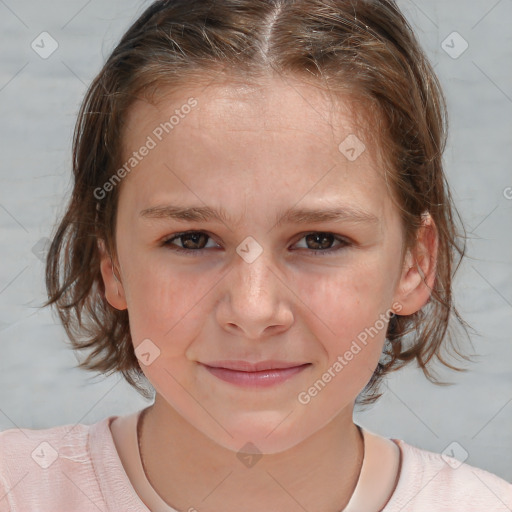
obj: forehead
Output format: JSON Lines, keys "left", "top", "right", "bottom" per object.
{"left": 123, "top": 74, "right": 376, "bottom": 152}
{"left": 117, "top": 75, "right": 391, "bottom": 224}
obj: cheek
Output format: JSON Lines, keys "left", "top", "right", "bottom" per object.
{"left": 291, "top": 255, "right": 396, "bottom": 392}
{"left": 121, "top": 251, "right": 217, "bottom": 353}
{"left": 299, "top": 281, "right": 391, "bottom": 412}
{"left": 295, "top": 254, "right": 397, "bottom": 335}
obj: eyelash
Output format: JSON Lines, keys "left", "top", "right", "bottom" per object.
{"left": 161, "top": 231, "right": 352, "bottom": 256}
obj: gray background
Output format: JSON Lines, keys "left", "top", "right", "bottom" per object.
{"left": 0, "top": 0, "right": 511, "bottom": 482}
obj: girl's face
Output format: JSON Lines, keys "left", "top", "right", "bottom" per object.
{"left": 100, "top": 75, "right": 433, "bottom": 453}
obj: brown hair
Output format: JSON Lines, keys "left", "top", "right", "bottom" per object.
{"left": 44, "top": 0, "right": 470, "bottom": 404}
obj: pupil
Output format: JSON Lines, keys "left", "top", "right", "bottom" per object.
{"left": 308, "top": 233, "right": 332, "bottom": 249}
{"left": 184, "top": 233, "right": 205, "bottom": 249}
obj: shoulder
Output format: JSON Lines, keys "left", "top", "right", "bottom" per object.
{"left": 384, "top": 439, "right": 512, "bottom": 512}
{"left": 0, "top": 419, "right": 90, "bottom": 452}
{"left": 0, "top": 417, "right": 113, "bottom": 511}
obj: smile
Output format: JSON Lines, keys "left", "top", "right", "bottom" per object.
{"left": 199, "top": 362, "right": 312, "bottom": 388}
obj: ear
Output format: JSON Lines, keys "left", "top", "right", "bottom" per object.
{"left": 392, "top": 212, "right": 438, "bottom": 315}
{"left": 97, "top": 238, "right": 128, "bottom": 311}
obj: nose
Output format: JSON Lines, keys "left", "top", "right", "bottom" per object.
{"left": 215, "top": 246, "right": 294, "bottom": 340}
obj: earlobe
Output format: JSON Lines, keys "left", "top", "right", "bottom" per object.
{"left": 393, "top": 213, "right": 438, "bottom": 316}
{"left": 97, "top": 239, "right": 128, "bottom": 311}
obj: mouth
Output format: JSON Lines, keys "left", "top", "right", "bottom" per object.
{"left": 199, "top": 360, "right": 312, "bottom": 388}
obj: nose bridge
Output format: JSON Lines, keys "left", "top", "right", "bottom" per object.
{"left": 232, "top": 240, "right": 277, "bottom": 302}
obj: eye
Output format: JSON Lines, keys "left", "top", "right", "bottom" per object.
{"left": 293, "top": 232, "right": 351, "bottom": 255}
{"left": 162, "top": 231, "right": 219, "bottom": 254}
{"left": 162, "top": 231, "right": 351, "bottom": 256}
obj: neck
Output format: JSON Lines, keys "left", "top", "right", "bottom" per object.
{"left": 138, "top": 394, "right": 364, "bottom": 512}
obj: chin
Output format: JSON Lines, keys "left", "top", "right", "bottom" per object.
{"left": 211, "top": 427, "right": 309, "bottom": 455}
{"left": 195, "top": 409, "right": 321, "bottom": 455}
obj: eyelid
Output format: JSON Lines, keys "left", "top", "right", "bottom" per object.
{"left": 162, "top": 230, "right": 221, "bottom": 251}
{"left": 291, "top": 232, "right": 353, "bottom": 255}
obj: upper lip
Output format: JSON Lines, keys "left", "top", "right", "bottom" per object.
{"left": 201, "top": 360, "right": 310, "bottom": 372}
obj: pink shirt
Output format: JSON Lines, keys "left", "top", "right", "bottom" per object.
{"left": 1, "top": 409, "right": 511, "bottom": 511}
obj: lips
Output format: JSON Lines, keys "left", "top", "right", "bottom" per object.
{"left": 199, "top": 360, "right": 311, "bottom": 388}
{"left": 202, "top": 360, "right": 309, "bottom": 372}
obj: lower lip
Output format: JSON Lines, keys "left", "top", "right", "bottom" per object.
{"left": 201, "top": 364, "right": 311, "bottom": 388}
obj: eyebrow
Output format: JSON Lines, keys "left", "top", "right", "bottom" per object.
{"left": 139, "top": 204, "right": 379, "bottom": 227}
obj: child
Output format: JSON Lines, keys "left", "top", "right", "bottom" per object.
{"left": 1, "top": 0, "right": 511, "bottom": 510}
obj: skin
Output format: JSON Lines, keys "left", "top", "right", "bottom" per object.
{"left": 99, "top": 73, "right": 437, "bottom": 512}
